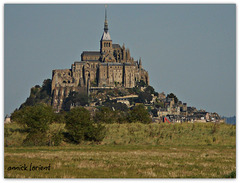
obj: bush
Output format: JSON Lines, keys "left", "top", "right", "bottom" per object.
{"left": 23, "top": 132, "right": 48, "bottom": 146}
{"left": 128, "top": 104, "right": 151, "bottom": 124}
{"left": 65, "top": 107, "right": 106, "bottom": 143}
{"left": 85, "top": 123, "right": 106, "bottom": 142}
{"left": 94, "top": 107, "right": 116, "bottom": 124}
{"left": 11, "top": 104, "right": 55, "bottom": 132}
{"left": 137, "top": 91, "right": 152, "bottom": 104}
{"left": 63, "top": 91, "right": 89, "bottom": 111}
{"left": 51, "top": 130, "right": 64, "bottom": 146}
{"left": 11, "top": 104, "right": 55, "bottom": 146}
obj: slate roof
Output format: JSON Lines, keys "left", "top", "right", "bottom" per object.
{"left": 101, "top": 31, "right": 111, "bottom": 41}
{"left": 81, "top": 51, "right": 101, "bottom": 56}
{"left": 112, "top": 44, "right": 121, "bottom": 49}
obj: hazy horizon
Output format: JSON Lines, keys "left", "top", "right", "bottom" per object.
{"left": 4, "top": 4, "right": 236, "bottom": 117}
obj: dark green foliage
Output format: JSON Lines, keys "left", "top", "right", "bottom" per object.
{"left": 65, "top": 107, "right": 106, "bottom": 143}
{"left": 167, "top": 93, "right": 179, "bottom": 104}
{"left": 94, "top": 106, "right": 128, "bottom": 124}
{"left": 151, "top": 109, "right": 158, "bottom": 117}
{"left": 135, "top": 84, "right": 158, "bottom": 104}
{"left": 54, "top": 110, "right": 67, "bottom": 123}
{"left": 144, "top": 86, "right": 155, "bottom": 94}
{"left": 23, "top": 131, "right": 48, "bottom": 146}
{"left": 103, "top": 101, "right": 128, "bottom": 112}
{"left": 128, "top": 104, "right": 151, "bottom": 124}
{"left": 63, "top": 91, "right": 89, "bottom": 111}
{"left": 51, "top": 130, "right": 64, "bottom": 146}
{"left": 144, "top": 86, "right": 158, "bottom": 96}
{"left": 20, "top": 79, "right": 52, "bottom": 108}
{"left": 137, "top": 91, "right": 152, "bottom": 104}
{"left": 42, "top": 79, "right": 52, "bottom": 95}
{"left": 94, "top": 107, "right": 115, "bottom": 124}
{"left": 155, "top": 102, "right": 164, "bottom": 109}
{"left": 132, "top": 87, "right": 141, "bottom": 95}
{"left": 84, "top": 123, "right": 106, "bottom": 142}
{"left": 136, "top": 80, "right": 147, "bottom": 87}
{"left": 11, "top": 104, "right": 55, "bottom": 146}
{"left": 11, "top": 104, "right": 55, "bottom": 132}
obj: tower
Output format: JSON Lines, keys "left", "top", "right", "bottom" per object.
{"left": 100, "top": 5, "right": 115, "bottom": 62}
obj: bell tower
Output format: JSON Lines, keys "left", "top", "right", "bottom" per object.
{"left": 100, "top": 5, "right": 115, "bottom": 62}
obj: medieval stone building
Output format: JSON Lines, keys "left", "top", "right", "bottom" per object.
{"left": 51, "top": 8, "right": 149, "bottom": 111}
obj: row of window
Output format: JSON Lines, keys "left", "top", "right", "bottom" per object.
{"left": 104, "top": 42, "right": 111, "bottom": 47}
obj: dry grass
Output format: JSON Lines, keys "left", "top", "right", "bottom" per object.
{"left": 4, "top": 122, "right": 236, "bottom": 178}
{"left": 4, "top": 144, "right": 235, "bottom": 178}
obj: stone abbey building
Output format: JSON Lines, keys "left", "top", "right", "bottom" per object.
{"left": 51, "top": 8, "right": 149, "bottom": 111}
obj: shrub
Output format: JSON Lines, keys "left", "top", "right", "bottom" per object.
{"left": 128, "top": 104, "right": 151, "bottom": 124}
{"left": 94, "top": 107, "right": 116, "bottom": 124}
{"left": 63, "top": 91, "right": 89, "bottom": 111}
{"left": 11, "top": 104, "right": 55, "bottom": 146}
{"left": 65, "top": 107, "right": 106, "bottom": 143}
{"left": 23, "top": 131, "right": 48, "bottom": 146}
{"left": 51, "top": 130, "right": 64, "bottom": 146}
{"left": 11, "top": 104, "right": 55, "bottom": 132}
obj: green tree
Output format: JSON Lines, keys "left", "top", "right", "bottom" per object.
{"left": 41, "top": 79, "right": 52, "bottom": 95}
{"left": 167, "top": 93, "right": 179, "bottom": 104}
{"left": 137, "top": 91, "right": 153, "bottom": 104}
{"left": 19, "top": 79, "right": 52, "bottom": 109}
{"left": 103, "top": 101, "right": 128, "bottom": 112}
{"left": 128, "top": 104, "right": 151, "bottom": 124}
{"left": 145, "top": 86, "right": 154, "bottom": 94}
{"left": 63, "top": 91, "right": 89, "bottom": 111}
{"left": 65, "top": 107, "right": 105, "bottom": 143}
{"left": 136, "top": 80, "right": 147, "bottom": 87}
{"left": 155, "top": 102, "right": 164, "bottom": 109}
{"left": 11, "top": 104, "right": 55, "bottom": 146}
{"left": 94, "top": 107, "right": 116, "bottom": 124}
{"left": 145, "top": 85, "right": 158, "bottom": 96}
{"left": 11, "top": 104, "right": 55, "bottom": 131}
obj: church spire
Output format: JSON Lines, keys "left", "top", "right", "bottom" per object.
{"left": 104, "top": 5, "right": 108, "bottom": 33}
{"left": 101, "top": 5, "right": 111, "bottom": 41}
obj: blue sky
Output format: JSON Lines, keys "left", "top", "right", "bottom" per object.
{"left": 4, "top": 4, "right": 236, "bottom": 116}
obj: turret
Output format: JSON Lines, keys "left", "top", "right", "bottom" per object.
{"left": 139, "top": 57, "right": 142, "bottom": 69}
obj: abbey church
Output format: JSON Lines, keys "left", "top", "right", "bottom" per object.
{"left": 51, "top": 8, "right": 149, "bottom": 111}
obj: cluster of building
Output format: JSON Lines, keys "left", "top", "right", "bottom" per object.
{"left": 149, "top": 92, "right": 221, "bottom": 123}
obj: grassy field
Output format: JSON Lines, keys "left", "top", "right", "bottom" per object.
{"left": 4, "top": 122, "right": 236, "bottom": 178}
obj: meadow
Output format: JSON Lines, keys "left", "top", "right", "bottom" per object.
{"left": 4, "top": 122, "right": 236, "bottom": 178}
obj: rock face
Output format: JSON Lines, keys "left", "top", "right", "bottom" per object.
{"left": 51, "top": 8, "right": 149, "bottom": 112}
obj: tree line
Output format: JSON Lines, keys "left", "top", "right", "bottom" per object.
{"left": 10, "top": 103, "right": 151, "bottom": 146}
